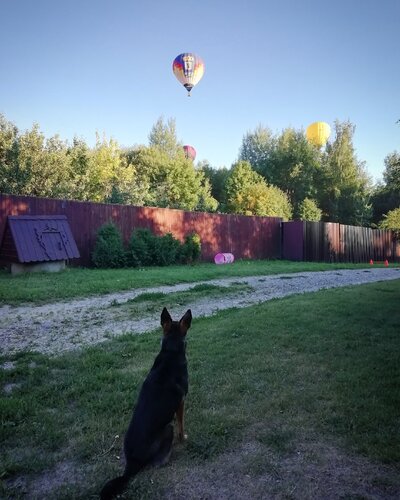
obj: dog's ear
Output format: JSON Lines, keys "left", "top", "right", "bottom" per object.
{"left": 179, "top": 309, "right": 192, "bottom": 336}
{"left": 161, "top": 307, "right": 172, "bottom": 334}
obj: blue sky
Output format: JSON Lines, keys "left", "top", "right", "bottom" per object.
{"left": 1, "top": 0, "right": 399, "bottom": 183}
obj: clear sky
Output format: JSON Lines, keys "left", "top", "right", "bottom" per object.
{"left": 1, "top": 0, "right": 399, "bottom": 183}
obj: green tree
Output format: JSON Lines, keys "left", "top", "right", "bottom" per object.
{"left": 317, "top": 120, "right": 372, "bottom": 225}
{"left": 127, "top": 146, "right": 217, "bottom": 211}
{"left": 225, "top": 161, "right": 292, "bottom": 219}
{"left": 0, "top": 114, "right": 19, "bottom": 194}
{"left": 298, "top": 198, "right": 322, "bottom": 221}
{"left": 268, "top": 128, "right": 320, "bottom": 215}
{"left": 86, "top": 134, "right": 137, "bottom": 204}
{"left": 148, "top": 116, "right": 181, "bottom": 158}
{"left": 239, "top": 125, "right": 275, "bottom": 178}
{"left": 371, "top": 152, "right": 400, "bottom": 224}
{"left": 239, "top": 125, "right": 320, "bottom": 216}
{"left": 92, "top": 222, "right": 126, "bottom": 268}
{"left": 379, "top": 207, "right": 400, "bottom": 236}
{"left": 15, "top": 124, "right": 72, "bottom": 198}
{"left": 199, "top": 161, "right": 229, "bottom": 210}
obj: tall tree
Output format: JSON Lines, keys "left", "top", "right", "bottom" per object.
{"left": 267, "top": 128, "right": 320, "bottom": 216}
{"left": 225, "top": 161, "right": 292, "bottom": 219}
{"left": 239, "top": 125, "right": 275, "bottom": 179}
{"left": 127, "top": 146, "right": 217, "bottom": 211}
{"left": 371, "top": 151, "right": 400, "bottom": 224}
{"left": 239, "top": 125, "right": 320, "bottom": 217}
{"left": 0, "top": 114, "right": 19, "bottom": 194}
{"left": 87, "top": 134, "right": 137, "bottom": 204}
{"left": 148, "top": 116, "right": 181, "bottom": 158}
{"left": 317, "top": 120, "right": 372, "bottom": 225}
{"left": 199, "top": 161, "right": 230, "bottom": 210}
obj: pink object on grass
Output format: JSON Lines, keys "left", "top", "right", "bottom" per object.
{"left": 214, "top": 253, "right": 235, "bottom": 264}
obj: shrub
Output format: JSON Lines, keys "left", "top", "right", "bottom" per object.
{"left": 92, "top": 222, "right": 126, "bottom": 268}
{"left": 126, "top": 228, "right": 157, "bottom": 267}
{"left": 154, "top": 233, "right": 182, "bottom": 266}
{"left": 298, "top": 198, "right": 322, "bottom": 221}
{"left": 379, "top": 207, "right": 400, "bottom": 237}
{"left": 127, "top": 228, "right": 201, "bottom": 267}
{"left": 180, "top": 232, "right": 201, "bottom": 264}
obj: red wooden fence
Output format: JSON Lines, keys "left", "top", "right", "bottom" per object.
{"left": 0, "top": 194, "right": 282, "bottom": 267}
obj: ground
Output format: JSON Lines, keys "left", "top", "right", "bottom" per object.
{"left": 1, "top": 268, "right": 400, "bottom": 499}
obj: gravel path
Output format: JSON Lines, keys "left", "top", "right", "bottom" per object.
{"left": 1, "top": 268, "right": 399, "bottom": 357}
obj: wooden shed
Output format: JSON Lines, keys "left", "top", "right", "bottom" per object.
{"left": 0, "top": 215, "right": 80, "bottom": 274}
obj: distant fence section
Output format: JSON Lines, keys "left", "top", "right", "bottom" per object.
{"left": 282, "top": 221, "right": 400, "bottom": 263}
{"left": 0, "top": 194, "right": 282, "bottom": 267}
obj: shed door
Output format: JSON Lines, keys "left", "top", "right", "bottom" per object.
{"left": 40, "top": 231, "right": 67, "bottom": 260}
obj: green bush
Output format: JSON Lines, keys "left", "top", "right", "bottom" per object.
{"left": 180, "top": 232, "right": 201, "bottom": 264}
{"left": 154, "top": 233, "right": 182, "bottom": 266}
{"left": 126, "top": 228, "right": 157, "bottom": 267}
{"left": 92, "top": 222, "right": 126, "bottom": 268}
{"left": 127, "top": 228, "right": 201, "bottom": 267}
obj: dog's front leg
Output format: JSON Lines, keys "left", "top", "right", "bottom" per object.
{"left": 176, "top": 399, "right": 187, "bottom": 442}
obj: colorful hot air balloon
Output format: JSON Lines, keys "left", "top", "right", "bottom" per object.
{"left": 183, "top": 145, "right": 196, "bottom": 161}
{"left": 172, "top": 53, "right": 204, "bottom": 96}
{"left": 306, "top": 122, "right": 331, "bottom": 147}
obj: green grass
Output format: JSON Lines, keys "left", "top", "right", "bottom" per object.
{"left": 1, "top": 279, "right": 399, "bottom": 498}
{"left": 109, "top": 283, "right": 252, "bottom": 319}
{"left": 0, "top": 259, "right": 394, "bottom": 305}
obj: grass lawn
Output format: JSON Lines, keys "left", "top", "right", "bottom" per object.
{"left": 1, "top": 279, "right": 399, "bottom": 498}
{"left": 0, "top": 259, "right": 394, "bottom": 305}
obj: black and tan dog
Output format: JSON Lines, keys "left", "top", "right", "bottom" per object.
{"left": 100, "top": 307, "right": 192, "bottom": 500}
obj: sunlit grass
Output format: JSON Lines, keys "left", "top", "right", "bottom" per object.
{"left": 0, "top": 259, "right": 392, "bottom": 305}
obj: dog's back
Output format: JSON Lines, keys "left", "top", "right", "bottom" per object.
{"left": 100, "top": 308, "right": 192, "bottom": 499}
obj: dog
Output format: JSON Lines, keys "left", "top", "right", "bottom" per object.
{"left": 100, "top": 307, "right": 192, "bottom": 499}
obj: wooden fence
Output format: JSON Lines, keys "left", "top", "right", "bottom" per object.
{"left": 282, "top": 221, "right": 400, "bottom": 263}
{"left": 0, "top": 194, "right": 282, "bottom": 267}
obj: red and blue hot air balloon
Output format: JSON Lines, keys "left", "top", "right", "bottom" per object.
{"left": 183, "top": 145, "right": 196, "bottom": 161}
{"left": 172, "top": 53, "right": 204, "bottom": 96}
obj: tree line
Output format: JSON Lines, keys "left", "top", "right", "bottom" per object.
{"left": 0, "top": 113, "right": 399, "bottom": 229}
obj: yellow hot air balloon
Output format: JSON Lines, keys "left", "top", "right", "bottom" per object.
{"left": 306, "top": 122, "right": 331, "bottom": 147}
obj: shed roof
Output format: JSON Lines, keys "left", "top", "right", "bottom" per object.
{"left": 6, "top": 215, "right": 80, "bottom": 263}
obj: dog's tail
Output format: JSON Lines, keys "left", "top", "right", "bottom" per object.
{"left": 100, "top": 460, "right": 142, "bottom": 500}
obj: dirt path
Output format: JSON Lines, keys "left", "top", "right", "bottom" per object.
{"left": 1, "top": 268, "right": 399, "bottom": 357}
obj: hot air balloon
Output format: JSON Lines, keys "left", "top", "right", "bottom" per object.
{"left": 183, "top": 145, "right": 196, "bottom": 161}
{"left": 306, "top": 122, "right": 331, "bottom": 147}
{"left": 172, "top": 53, "right": 204, "bottom": 96}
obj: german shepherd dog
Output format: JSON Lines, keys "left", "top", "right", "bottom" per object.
{"left": 100, "top": 308, "right": 192, "bottom": 499}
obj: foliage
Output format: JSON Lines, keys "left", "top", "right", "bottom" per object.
{"left": 126, "top": 228, "right": 156, "bottom": 267}
{"left": 200, "top": 162, "right": 230, "bottom": 210}
{"left": 239, "top": 125, "right": 320, "bottom": 216}
{"left": 379, "top": 207, "right": 400, "bottom": 236}
{"left": 371, "top": 152, "right": 400, "bottom": 224}
{"left": 298, "top": 198, "right": 322, "bottom": 221}
{"left": 317, "top": 120, "right": 372, "bottom": 225}
{"left": 180, "top": 232, "right": 201, "bottom": 264}
{"left": 126, "top": 228, "right": 201, "bottom": 268}
{"left": 225, "top": 161, "right": 292, "bottom": 219}
{"left": 239, "top": 124, "right": 275, "bottom": 177}
{"left": 238, "top": 121, "right": 376, "bottom": 225}
{"left": 0, "top": 112, "right": 395, "bottom": 227}
{"left": 126, "top": 146, "right": 217, "bottom": 211}
{"left": 92, "top": 223, "right": 126, "bottom": 268}
{"left": 148, "top": 116, "right": 181, "bottom": 158}
{"left": 154, "top": 233, "right": 182, "bottom": 266}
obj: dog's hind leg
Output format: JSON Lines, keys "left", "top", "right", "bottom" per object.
{"left": 176, "top": 399, "right": 187, "bottom": 442}
{"left": 151, "top": 424, "right": 174, "bottom": 467}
